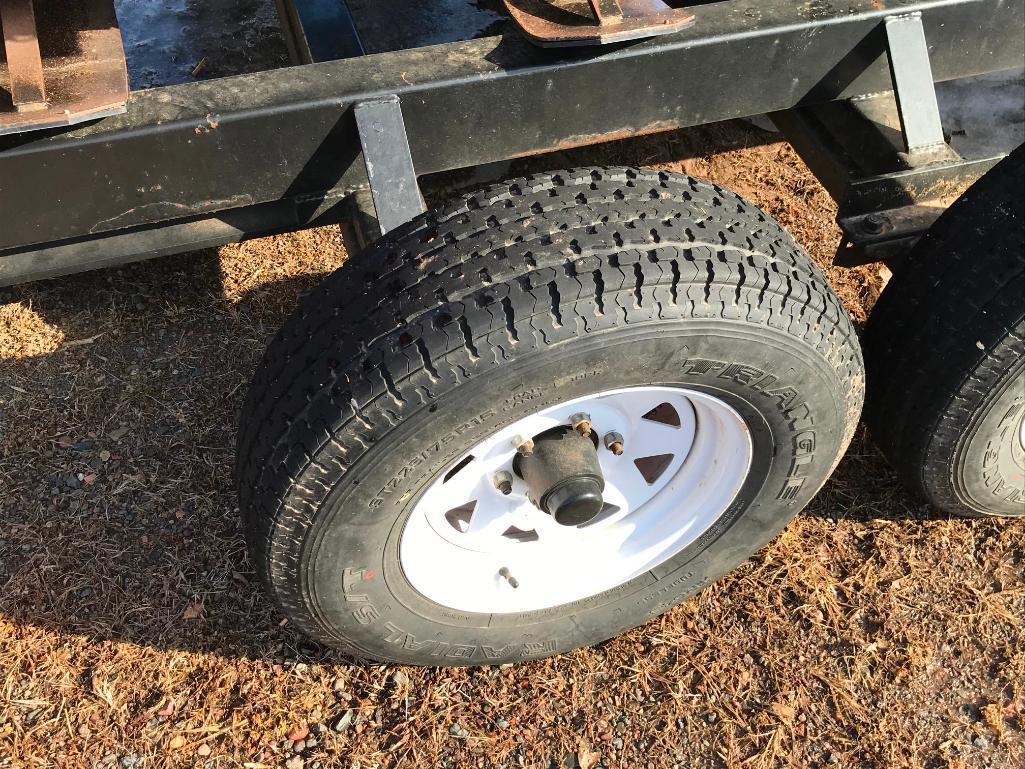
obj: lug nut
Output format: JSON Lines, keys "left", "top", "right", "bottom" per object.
{"left": 604, "top": 431, "right": 625, "bottom": 456}
{"left": 499, "top": 567, "right": 519, "bottom": 589}
{"left": 512, "top": 435, "right": 534, "bottom": 456}
{"left": 570, "top": 412, "right": 592, "bottom": 437}
{"left": 493, "top": 470, "right": 513, "bottom": 495}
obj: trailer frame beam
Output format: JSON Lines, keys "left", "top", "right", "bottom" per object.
{"left": 1, "top": 0, "right": 1022, "bottom": 285}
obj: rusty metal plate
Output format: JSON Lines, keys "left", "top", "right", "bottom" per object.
{"left": 1, "top": 0, "right": 129, "bottom": 135}
{"left": 503, "top": 0, "right": 695, "bottom": 47}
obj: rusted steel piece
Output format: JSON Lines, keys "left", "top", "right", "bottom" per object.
{"left": 1, "top": 0, "right": 47, "bottom": 111}
{"left": 503, "top": 0, "right": 695, "bottom": 47}
{"left": 0, "top": 0, "right": 129, "bottom": 135}
{"left": 590, "top": 0, "right": 624, "bottom": 21}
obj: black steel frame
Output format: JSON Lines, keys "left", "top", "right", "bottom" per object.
{"left": 1, "top": 0, "right": 1022, "bottom": 285}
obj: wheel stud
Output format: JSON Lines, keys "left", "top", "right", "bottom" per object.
{"left": 493, "top": 470, "right": 513, "bottom": 495}
{"left": 570, "top": 412, "right": 592, "bottom": 437}
{"left": 604, "top": 431, "right": 625, "bottom": 456}
{"left": 499, "top": 567, "right": 519, "bottom": 589}
{"left": 512, "top": 435, "right": 534, "bottom": 456}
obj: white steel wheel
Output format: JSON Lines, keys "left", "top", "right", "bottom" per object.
{"left": 399, "top": 386, "right": 753, "bottom": 614}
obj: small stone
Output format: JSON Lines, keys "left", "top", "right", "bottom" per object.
{"left": 293, "top": 740, "right": 306, "bottom": 752}
{"left": 168, "top": 735, "right": 185, "bottom": 750}
{"left": 285, "top": 757, "right": 305, "bottom": 769}
{"left": 449, "top": 723, "right": 462, "bottom": 735}
{"left": 283, "top": 739, "right": 294, "bottom": 752}
{"left": 65, "top": 474, "right": 81, "bottom": 490}
{"left": 332, "top": 710, "right": 354, "bottom": 732}
{"left": 332, "top": 677, "right": 347, "bottom": 692}
{"left": 195, "top": 744, "right": 211, "bottom": 757}
{"left": 100, "top": 450, "right": 111, "bottom": 462}
{"left": 496, "top": 719, "right": 510, "bottom": 729}
{"left": 392, "top": 670, "right": 410, "bottom": 687}
{"left": 293, "top": 663, "right": 308, "bottom": 673}
{"left": 72, "top": 439, "right": 95, "bottom": 451}
{"left": 613, "top": 738, "right": 624, "bottom": 750}
{"left": 287, "top": 724, "right": 310, "bottom": 741}
{"left": 973, "top": 736, "right": 991, "bottom": 749}
{"left": 305, "top": 737, "right": 318, "bottom": 749}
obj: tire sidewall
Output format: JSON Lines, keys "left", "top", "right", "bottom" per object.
{"left": 948, "top": 361, "right": 1025, "bottom": 516}
{"left": 301, "top": 320, "right": 848, "bottom": 664}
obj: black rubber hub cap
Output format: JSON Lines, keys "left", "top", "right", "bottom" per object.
{"left": 513, "top": 426, "right": 606, "bottom": 526}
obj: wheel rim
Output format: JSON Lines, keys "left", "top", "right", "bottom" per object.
{"left": 399, "top": 386, "right": 753, "bottom": 614}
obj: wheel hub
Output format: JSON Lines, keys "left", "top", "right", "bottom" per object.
{"left": 514, "top": 426, "right": 606, "bottom": 526}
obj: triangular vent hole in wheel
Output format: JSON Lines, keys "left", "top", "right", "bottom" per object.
{"left": 579, "top": 502, "right": 621, "bottom": 527}
{"left": 444, "top": 501, "right": 476, "bottom": 533}
{"left": 641, "top": 402, "right": 681, "bottom": 427}
{"left": 501, "top": 526, "right": 539, "bottom": 543}
{"left": 634, "top": 454, "right": 674, "bottom": 485}
{"left": 443, "top": 454, "right": 475, "bottom": 483}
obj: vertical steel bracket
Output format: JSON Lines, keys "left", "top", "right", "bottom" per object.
{"left": 884, "top": 13, "right": 947, "bottom": 156}
{"left": 1, "top": 0, "right": 47, "bottom": 111}
{"left": 353, "top": 95, "right": 426, "bottom": 238}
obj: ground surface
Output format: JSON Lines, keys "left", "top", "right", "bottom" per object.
{"left": 1, "top": 122, "right": 1023, "bottom": 769}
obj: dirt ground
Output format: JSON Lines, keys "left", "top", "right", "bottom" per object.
{"left": 1, "top": 122, "right": 1022, "bottom": 769}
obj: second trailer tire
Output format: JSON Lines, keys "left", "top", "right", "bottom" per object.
{"left": 237, "top": 168, "right": 864, "bottom": 665}
{"left": 863, "top": 146, "right": 1025, "bottom": 518}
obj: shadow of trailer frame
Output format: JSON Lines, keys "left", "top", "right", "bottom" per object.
{"left": 0, "top": 0, "right": 1023, "bottom": 286}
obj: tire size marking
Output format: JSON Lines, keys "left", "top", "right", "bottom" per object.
{"left": 382, "top": 622, "right": 556, "bottom": 660}
{"left": 639, "top": 569, "right": 711, "bottom": 610}
{"left": 368, "top": 410, "right": 496, "bottom": 509}
{"left": 680, "top": 357, "right": 817, "bottom": 505}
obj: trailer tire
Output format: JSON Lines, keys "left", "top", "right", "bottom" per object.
{"left": 236, "top": 168, "right": 863, "bottom": 665}
{"left": 863, "top": 146, "right": 1025, "bottom": 517}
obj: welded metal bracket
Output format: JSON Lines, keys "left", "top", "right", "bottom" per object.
{"left": 884, "top": 12, "right": 948, "bottom": 158}
{"left": 0, "top": 0, "right": 129, "bottom": 136}
{"left": 353, "top": 96, "right": 426, "bottom": 238}
{"left": 504, "top": 0, "right": 695, "bottom": 48}
{"left": 1, "top": 0, "right": 47, "bottom": 111}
